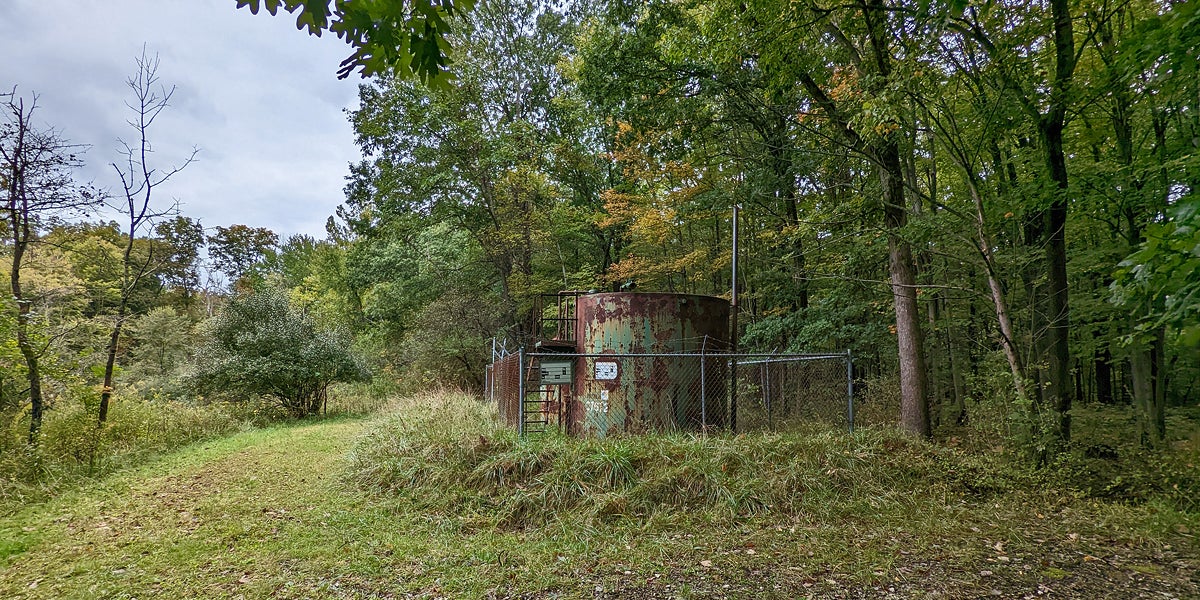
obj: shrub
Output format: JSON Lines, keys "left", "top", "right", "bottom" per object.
{"left": 187, "top": 289, "right": 370, "bottom": 417}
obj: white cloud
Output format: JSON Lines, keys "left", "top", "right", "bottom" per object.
{"left": 1, "top": 0, "right": 364, "bottom": 239}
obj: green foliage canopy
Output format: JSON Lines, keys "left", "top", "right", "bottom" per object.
{"left": 235, "top": 0, "right": 474, "bottom": 82}
{"left": 1112, "top": 198, "right": 1200, "bottom": 347}
{"left": 207, "top": 224, "right": 278, "bottom": 286}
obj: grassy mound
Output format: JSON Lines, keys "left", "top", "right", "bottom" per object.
{"left": 347, "top": 391, "right": 1047, "bottom": 530}
{"left": 350, "top": 392, "right": 1200, "bottom": 530}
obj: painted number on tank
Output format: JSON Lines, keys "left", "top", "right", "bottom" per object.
{"left": 594, "top": 360, "right": 619, "bottom": 380}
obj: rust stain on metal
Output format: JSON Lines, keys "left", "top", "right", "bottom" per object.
{"left": 574, "top": 292, "right": 730, "bottom": 436}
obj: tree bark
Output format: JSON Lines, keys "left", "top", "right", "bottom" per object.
{"left": 1094, "top": 331, "right": 1114, "bottom": 404}
{"left": 768, "top": 121, "right": 808, "bottom": 310}
{"left": 1130, "top": 317, "right": 1167, "bottom": 445}
{"left": 860, "top": 0, "right": 931, "bottom": 436}
{"left": 1101, "top": 10, "right": 1166, "bottom": 445}
{"left": 101, "top": 50, "right": 197, "bottom": 423}
{"left": 12, "top": 234, "right": 44, "bottom": 444}
{"left": 4, "top": 104, "right": 44, "bottom": 444}
{"left": 952, "top": 0, "right": 1076, "bottom": 451}
{"left": 926, "top": 292, "right": 943, "bottom": 430}
{"left": 99, "top": 226, "right": 136, "bottom": 423}
{"left": 879, "top": 140, "right": 931, "bottom": 437}
{"left": 1035, "top": 123, "right": 1073, "bottom": 446}
{"left": 1029, "top": 0, "right": 1076, "bottom": 447}
{"left": 963, "top": 176, "right": 1029, "bottom": 404}
{"left": 97, "top": 309, "right": 126, "bottom": 422}
{"left": 794, "top": 0, "right": 930, "bottom": 435}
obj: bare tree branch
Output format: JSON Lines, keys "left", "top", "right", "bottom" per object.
{"left": 97, "top": 47, "right": 198, "bottom": 424}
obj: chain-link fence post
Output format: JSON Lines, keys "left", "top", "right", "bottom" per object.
{"left": 729, "top": 355, "right": 738, "bottom": 432}
{"left": 846, "top": 349, "right": 854, "bottom": 433}
{"left": 764, "top": 362, "right": 773, "bottom": 431}
{"left": 700, "top": 337, "right": 708, "bottom": 430}
{"left": 486, "top": 364, "right": 494, "bottom": 409}
{"left": 518, "top": 347, "right": 525, "bottom": 437}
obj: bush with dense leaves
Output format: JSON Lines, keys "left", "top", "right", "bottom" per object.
{"left": 188, "top": 289, "right": 369, "bottom": 416}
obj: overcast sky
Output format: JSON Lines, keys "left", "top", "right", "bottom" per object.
{"left": 2, "top": 0, "right": 365, "bottom": 239}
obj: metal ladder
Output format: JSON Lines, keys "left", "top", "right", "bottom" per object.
{"left": 518, "top": 355, "right": 548, "bottom": 436}
{"left": 521, "top": 395, "right": 549, "bottom": 435}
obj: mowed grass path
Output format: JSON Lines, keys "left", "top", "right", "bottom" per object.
{"left": 0, "top": 418, "right": 401, "bottom": 599}
{"left": 2, "top": 411, "right": 1198, "bottom": 599}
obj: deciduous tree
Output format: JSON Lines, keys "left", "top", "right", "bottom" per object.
{"left": 208, "top": 224, "right": 278, "bottom": 287}
{"left": 1, "top": 90, "right": 96, "bottom": 442}
{"left": 99, "top": 50, "right": 197, "bottom": 424}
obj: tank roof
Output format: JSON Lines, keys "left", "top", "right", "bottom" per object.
{"left": 579, "top": 291, "right": 729, "bottom": 303}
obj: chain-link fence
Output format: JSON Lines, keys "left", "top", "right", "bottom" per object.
{"left": 486, "top": 353, "right": 524, "bottom": 430}
{"left": 487, "top": 351, "right": 854, "bottom": 437}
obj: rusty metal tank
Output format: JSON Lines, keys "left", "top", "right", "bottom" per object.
{"left": 572, "top": 292, "right": 729, "bottom": 436}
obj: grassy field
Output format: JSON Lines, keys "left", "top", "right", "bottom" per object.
{"left": 0, "top": 392, "right": 1197, "bottom": 599}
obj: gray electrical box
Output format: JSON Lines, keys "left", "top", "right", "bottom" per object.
{"left": 539, "top": 360, "right": 573, "bottom": 384}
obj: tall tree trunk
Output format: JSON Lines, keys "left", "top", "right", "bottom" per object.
{"left": 12, "top": 237, "right": 44, "bottom": 444}
{"left": 1031, "top": 0, "right": 1076, "bottom": 447}
{"left": 4, "top": 95, "right": 92, "bottom": 442}
{"left": 963, "top": 175, "right": 1030, "bottom": 404}
{"left": 98, "top": 308, "right": 126, "bottom": 423}
{"left": 947, "top": 314, "right": 967, "bottom": 426}
{"left": 926, "top": 291, "right": 943, "bottom": 430}
{"left": 1093, "top": 323, "right": 1114, "bottom": 404}
{"left": 957, "top": 0, "right": 1075, "bottom": 452}
{"left": 1103, "top": 11, "right": 1166, "bottom": 445}
{"left": 785, "top": 192, "right": 808, "bottom": 311}
{"left": 1130, "top": 312, "right": 1167, "bottom": 445}
{"left": 99, "top": 216, "right": 138, "bottom": 423}
{"left": 1036, "top": 122, "right": 1072, "bottom": 446}
{"left": 879, "top": 140, "right": 931, "bottom": 437}
{"left": 795, "top": 0, "right": 929, "bottom": 435}
{"left": 769, "top": 123, "right": 808, "bottom": 310}
{"left": 861, "top": 0, "right": 929, "bottom": 436}
{"left": 5, "top": 123, "right": 44, "bottom": 443}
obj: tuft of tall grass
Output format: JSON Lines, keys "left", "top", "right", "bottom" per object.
{"left": 322, "top": 381, "right": 402, "bottom": 417}
{"left": 0, "top": 394, "right": 253, "bottom": 511}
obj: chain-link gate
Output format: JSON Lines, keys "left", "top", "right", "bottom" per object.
{"left": 487, "top": 351, "right": 854, "bottom": 437}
